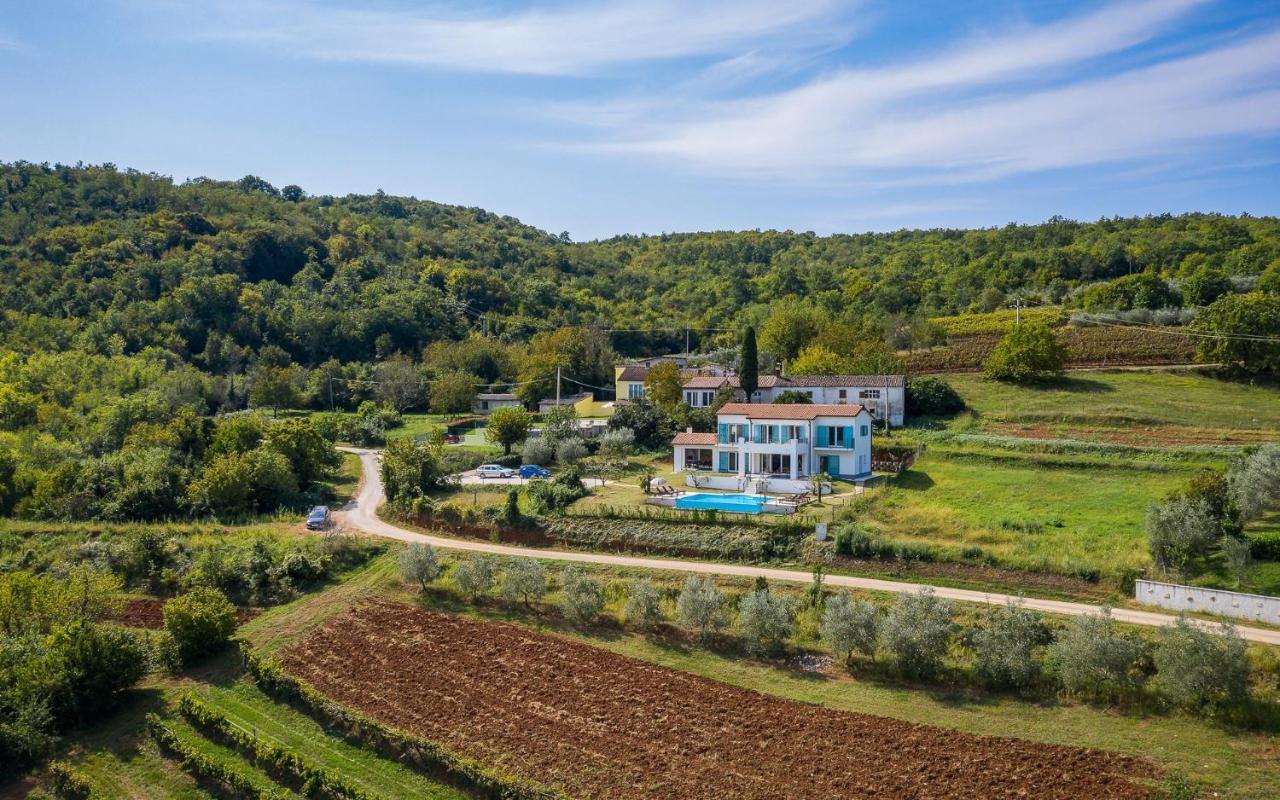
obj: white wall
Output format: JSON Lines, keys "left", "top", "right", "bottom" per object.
{"left": 1135, "top": 579, "right": 1280, "bottom": 625}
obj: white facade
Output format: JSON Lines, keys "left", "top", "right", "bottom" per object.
{"left": 673, "top": 403, "right": 874, "bottom": 480}
{"left": 678, "top": 375, "right": 905, "bottom": 426}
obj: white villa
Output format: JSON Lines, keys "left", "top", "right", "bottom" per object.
{"left": 681, "top": 374, "right": 905, "bottom": 426}
{"left": 672, "top": 402, "right": 874, "bottom": 481}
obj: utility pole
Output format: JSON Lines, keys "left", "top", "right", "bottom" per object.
{"left": 328, "top": 376, "right": 335, "bottom": 411}
{"left": 555, "top": 365, "right": 561, "bottom": 405}
{"left": 685, "top": 326, "right": 690, "bottom": 356}
{"left": 1010, "top": 297, "right": 1024, "bottom": 324}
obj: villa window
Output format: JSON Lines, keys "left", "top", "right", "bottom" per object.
{"left": 628, "top": 383, "right": 645, "bottom": 399}
{"left": 859, "top": 389, "right": 881, "bottom": 400}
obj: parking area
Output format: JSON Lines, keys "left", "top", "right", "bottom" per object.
{"left": 453, "top": 469, "right": 607, "bottom": 488}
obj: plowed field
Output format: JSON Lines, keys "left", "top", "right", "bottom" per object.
{"left": 281, "top": 600, "right": 1157, "bottom": 799}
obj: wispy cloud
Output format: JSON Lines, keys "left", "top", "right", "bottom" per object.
{"left": 184, "top": 0, "right": 856, "bottom": 76}
{"left": 599, "top": 0, "right": 1280, "bottom": 182}
{"left": 0, "top": 32, "right": 22, "bottom": 51}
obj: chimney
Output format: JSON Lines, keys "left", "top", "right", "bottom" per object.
{"left": 686, "top": 426, "right": 693, "bottom": 433}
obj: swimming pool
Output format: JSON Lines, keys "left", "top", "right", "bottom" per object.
{"left": 674, "top": 492, "right": 767, "bottom": 514}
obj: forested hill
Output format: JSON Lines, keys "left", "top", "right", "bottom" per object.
{"left": 3, "top": 161, "right": 1279, "bottom": 364}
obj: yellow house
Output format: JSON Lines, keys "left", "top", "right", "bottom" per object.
{"left": 614, "top": 365, "right": 648, "bottom": 402}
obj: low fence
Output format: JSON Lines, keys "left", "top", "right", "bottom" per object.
{"left": 1134, "top": 579, "right": 1280, "bottom": 625}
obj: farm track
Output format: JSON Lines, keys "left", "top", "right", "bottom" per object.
{"left": 282, "top": 600, "right": 1157, "bottom": 800}
{"left": 339, "top": 448, "right": 1280, "bottom": 645}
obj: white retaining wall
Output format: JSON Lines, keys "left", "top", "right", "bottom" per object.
{"left": 1134, "top": 579, "right": 1280, "bottom": 625}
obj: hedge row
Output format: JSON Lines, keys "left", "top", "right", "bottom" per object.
{"left": 146, "top": 713, "right": 290, "bottom": 800}
{"left": 176, "top": 693, "right": 376, "bottom": 800}
{"left": 240, "top": 645, "right": 565, "bottom": 800}
{"left": 1250, "top": 531, "right": 1280, "bottom": 561}
{"left": 544, "top": 516, "right": 810, "bottom": 562}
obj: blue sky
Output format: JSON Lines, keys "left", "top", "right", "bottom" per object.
{"left": 2, "top": 0, "right": 1279, "bottom": 239}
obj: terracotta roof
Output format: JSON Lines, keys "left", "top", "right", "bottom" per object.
{"left": 673, "top": 432, "right": 717, "bottom": 445}
{"left": 616, "top": 365, "right": 648, "bottom": 382}
{"left": 781, "top": 374, "right": 905, "bottom": 388}
{"left": 716, "top": 403, "right": 867, "bottom": 420}
{"left": 683, "top": 376, "right": 733, "bottom": 389}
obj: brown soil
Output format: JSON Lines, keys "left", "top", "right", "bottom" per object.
{"left": 112, "top": 597, "right": 260, "bottom": 629}
{"left": 281, "top": 600, "right": 1157, "bottom": 800}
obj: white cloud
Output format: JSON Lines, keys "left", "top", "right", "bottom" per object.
{"left": 188, "top": 0, "right": 855, "bottom": 76}
{"left": 603, "top": 0, "right": 1280, "bottom": 181}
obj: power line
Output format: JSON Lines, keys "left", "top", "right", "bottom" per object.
{"left": 1080, "top": 316, "right": 1280, "bottom": 343}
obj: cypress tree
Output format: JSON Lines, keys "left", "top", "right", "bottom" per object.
{"left": 740, "top": 326, "right": 759, "bottom": 403}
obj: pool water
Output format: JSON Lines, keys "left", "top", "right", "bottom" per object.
{"left": 674, "top": 493, "right": 767, "bottom": 513}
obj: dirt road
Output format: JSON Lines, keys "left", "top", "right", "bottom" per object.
{"left": 341, "top": 448, "right": 1280, "bottom": 645}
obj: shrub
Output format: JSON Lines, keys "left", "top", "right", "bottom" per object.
{"left": 1153, "top": 617, "right": 1250, "bottom": 711}
{"left": 398, "top": 543, "right": 442, "bottom": 591}
{"left": 521, "top": 438, "right": 554, "bottom": 466}
{"left": 47, "top": 761, "right": 93, "bottom": 800}
{"left": 1146, "top": 496, "right": 1218, "bottom": 575}
{"left": 820, "top": 593, "right": 878, "bottom": 665}
{"left": 676, "top": 575, "right": 727, "bottom": 642}
{"left": 982, "top": 322, "right": 1067, "bottom": 383}
{"left": 501, "top": 558, "right": 547, "bottom": 607}
{"left": 147, "top": 629, "right": 183, "bottom": 675}
{"left": 971, "top": 600, "right": 1048, "bottom": 689}
{"left": 525, "top": 468, "right": 589, "bottom": 514}
{"left": 163, "top": 587, "right": 237, "bottom": 664}
{"left": 736, "top": 590, "right": 793, "bottom": 655}
{"left": 905, "top": 377, "right": 966, "bottom": 417}
{"left": 1047, "top": 607, "right": 1144, "bottom": 699}
{"left": 555, "top": 437, "right": 588, "bottom": 465}
{"left": 1249, "top": 530, "right": 1280, "bottom": 560}
{"left": 623, "top": 578, "right": 663, "bottom": 629}
{"left": 597, "top": 428, "right": 635, "bottom": 460}
{"left": 452, "top": 555, "right": 497, "bottom": 602}
{"left": 880, "top": 587, "right": 953, "bottom": 679}
{"left": 558, "top": 565, "right": 603, "bottom": 625}
{"left": 501, "top": 489, "right": 521, "bottom": 526}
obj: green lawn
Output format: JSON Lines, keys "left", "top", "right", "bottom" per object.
{"left": 943, "top": 370, "right": 1280, "bottom": 440}
{"left": 863, "top": 453, "right": 1193, "bottom": 576}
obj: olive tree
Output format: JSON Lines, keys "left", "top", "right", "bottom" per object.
{"left": 820, "top": 593, "right": 878, "bottom": 665}
{"left": 1153, "top": 617, "right": 1250, "bottom": 711}
{"left": 676, "top": 575, "right": 727, "bottom": 642}
{"left": 971, "top": 600, "right": 1048, "bottom": 689}
{"left": 1227, "top": 443, "right": 1280, "bottom": 522}
{"left": 1146, "top": 495, "right": 1218, "bottom": 576}
{"left": 558, "top": 565, "right": 604, "bottom": 625}
{"left": 398, "top": 543, "right": 442, "bottom": 591}
{"left": 736, "top": 590, "right": 793, "bottom": 655}
{"left": 452, "top": 555, "right": 497, "bottom": 602}
{"left": 1221, "top": 536, "right": 1252, "bottom": 589}
{"left": 555, "top": 437, "right": 588, "bottom": 465}
{"left": 502, "top": 557, "right": 547, "bottom": 607}
{"left": 880, "top": 587, "right": 954, "bottom": 679}
{"left": 624, "top": 577, "right": 663, "bottom": 629}
{"left": 1047, "top": 607, "right": 1144, "bottom": 699}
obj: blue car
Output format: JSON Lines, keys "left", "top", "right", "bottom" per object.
{"left": 519, "top": 464, "right": 551, "bottom": 479}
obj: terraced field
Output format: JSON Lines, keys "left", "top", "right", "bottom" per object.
{"left": 281, "top": 600, "right": 1157, "bottom": 800}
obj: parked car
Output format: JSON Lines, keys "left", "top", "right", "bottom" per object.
{"left": 443, "top": 433, "right": 461, "bottom": 444}
{"left": 476, "top": 464, "right": 516, "bottom": 479}
{"left": 305, "top": 505, "right": 331, "bottom": 530}
{"left": 519, "top": 464, "right": 551, "bottom": 479}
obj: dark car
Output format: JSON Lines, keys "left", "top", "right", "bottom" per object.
{"left": 519, "top": 464, "right": 551, "bottom": 479}
{"left": 306, "top": 505, "right": 331, "bottom": 530}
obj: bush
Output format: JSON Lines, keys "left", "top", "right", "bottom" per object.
{"left": 1047, "top": 607, "right": 1144, "bottom": 699}
{"left": 452, "top": 555, "right": 497, "bottom": 602}
{"left": 736, "top": 590, "right": 793, "bottom": 655}
{"left": 676, "top": 575, "right": 727, "bottom": 641}
{"left": 521, "top": 438, "right": 554, "bottom": 466}
{"left": 525, "top": 468, "right": 589, "bottom": 514}
{"left": 558, "top": 565, "right": 603, "bottom": 625}
{"left": 982, "top": 322, "right": 1067, "bottom": 383}
{"left": 501, "top": 558, "right": 547, "bottom": 607}
{"left": 623, "top": 578, "right": 663, "bottom": 629}
{"left": 597, "top": 428, "right": 635, "bottom": 461}
{"left": 820, "top": 593, "right": 878, "bottom": 665}
{"left": 1153, "top": 617, "right": 1250, "bottom": 711}
{"left": 971, "top": 600, "right": 1047, "bottom": 689}
{"left": 1249, "top": 530, "right": 1280, "bottom": 560}
{"left": 905, "top": 377, "right": 966, "bottom": 417}
{"left": 398, "top": 543, "right": 442, "bottom": 591}
{"left": 163, "top": 587, "right": 237, "bottom": 664}
{"left": 879, "top": 587, "right": 953, "bottom": 679}
{"left": 147, "top": 629, "right": 183, "bottom": 675}
{"left": 47, "top": 761, "right": 93, "bottom": 800}
{"left": 1221, "top": 536, "right": 1252, "bottom": 588}
{"left": 555, "top": 438, "right": 588, "bottom": 465}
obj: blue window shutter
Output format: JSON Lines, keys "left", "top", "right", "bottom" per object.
{"left": 718, "top": 423, "right": 728, "bottom": 443}
{"left": 844, "top": 426, "right": 854, "bottom": 447}
{"left": 718, "top": 451, "right": 728, "bottom": 471}
{"left": 861, "top": 424, "right": 869, "bottom": 437}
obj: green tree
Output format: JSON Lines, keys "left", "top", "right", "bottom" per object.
{"left": 982, "top": 322, "right": 1067, "bottom": 383}
{"left": 1047, "top": 607, "right": 1143, "bottom": 700}
{"left": 787, "top": 344, "right": 844, "bottom": 375}
{"left": 642, "top": 361, "right": 684, "bottom": 411}
{"left": 373, "top": 356, "right": 424, "bottom": 412}
{"left": 971, "top": 600, "right": 1047, "bottom": 689}
{"left": 1182, "top": 267, "right": 1232, "bottom": 306}
{"left": 380, "top": 438, "right": 442, "bottom": 502}
{"left": 264, "top": 417, "right": 339, "bottom": 484}
{"left": 485, "top": 406, "right": 532, "bottom": 455}
{"left": 163, "top": 587, "right": 238, "bottom": 664}
{"left": 1191, "top": 292, "right": 1280, "bottom": 375}
{"left": 880, "top": 587, "right": 953, "bottom": 679}
{"left": 398, "top": 543, "right": 442, "bottom": 591}
{"left": 676, "top": 575, "right": 727, "bottom": 641}
{"left": 1153, "top": 617, "right": 1250, "bottom": 711}
{"left": 1146, "top": 495, "right": 1218, "bottom": 576}
{"left": 249, "top": 366, "right": 301, "bottom": 416}
{"left": 760, "top": 300, "right": 821, "bottom": 365}
{"left": 739, "top": 326, "right": 759, "bottom": 402}
{"left": 624, "top": 577, "right": 663, "bottom": 629}
{"left": 502, "top": 558, "right": 547, "bottom": 607}
{"left": 820, "top": 593, "right": 878, "bottom": 666}
{"left": 187, "top": 452, "right": 255, "bottom": 515}
{"left": 558, "top": 565, "right": 604, "bottom": 624}
{"left": 453, "top": 555, "right": 497, "bottom": 602}
{"left": 736, "top": 589, "right": 793, "bottom": 655}
{"left": 429, "top": 370, "right": 478, "bottom": 414}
